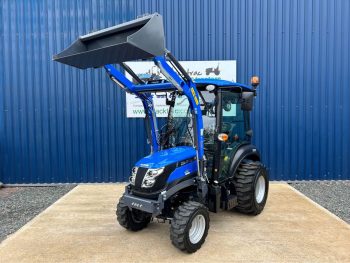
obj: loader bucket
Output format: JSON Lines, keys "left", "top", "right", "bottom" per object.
{"left": 53, "top": 13, "right": 165, "bottom": 69}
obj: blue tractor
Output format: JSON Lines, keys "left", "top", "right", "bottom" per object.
{"left": 54, "top": 13, "right": 269, "bottom": 253}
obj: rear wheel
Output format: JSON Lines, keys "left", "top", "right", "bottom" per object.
{"left": 116, "top": 197, "right": 151, "bottom": 231}
{"left": 170, "top": 201, "right": 210, "bottom": 253}
{"left": 233, "top": 159, "right": 269, "bottom": 215}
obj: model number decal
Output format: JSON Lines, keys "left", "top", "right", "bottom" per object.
{"left": 190, "top": 87, "right": 199, "bottom": 105}
{"left": 131, "top": 202, "right": 143, "bottom": 208}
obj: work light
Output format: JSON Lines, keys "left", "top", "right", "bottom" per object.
{"left": 129, "top": 167, "right": 138, "bottom": 185}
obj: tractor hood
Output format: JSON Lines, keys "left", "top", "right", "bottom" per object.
{"left": 135, "top": 146, "right": 196, "bottom": 169}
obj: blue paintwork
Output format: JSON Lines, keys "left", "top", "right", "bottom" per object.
{"left": 103, "top": 59, "right": 250, "bottom": 180}
{"left": 133, "top": 82, "right": 174, "bottom": 92}
{"left": 104, "top": 56, "right": 205, "bottom": 176}
{"left": 104, "top": 64, "right": 160, "bottom": 152}
{"left": 154, "top": 56, "right": 205, "bottom": 163}
{"left": 129, "top": 79, "right": 253, "bottom": 93}
{"left": 135, "top": 146, "right": 196, "bottom": 169}
{"left": 1, "top": 0, "right": 349, "bottom": 183}
{"left": 167, "top": 161, "right": 197, "bottom": 183}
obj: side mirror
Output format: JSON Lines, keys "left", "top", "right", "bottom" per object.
{"left": 241, "top": 92, "right": 254, "bottom": 111}
{"left": 246, "top": 129, "right": 253, "bottom": 137}
{"left": 223, "top": 101, "right": 232, "bottom": 112}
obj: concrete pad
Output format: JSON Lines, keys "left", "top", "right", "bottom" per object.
{"left": 0, "top": 184, "right": 349, "bottom": 263}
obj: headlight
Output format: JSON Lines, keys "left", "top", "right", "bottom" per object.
{"left": 132, "top": 167, "right": 138, "bottom": 176}
{"left": 129, "top": 166, "right": 138, "bottom": 185}
{"left": 141, "top": 168, "right": 164, "bottom": 188}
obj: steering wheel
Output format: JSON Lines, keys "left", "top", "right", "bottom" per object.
{"left": 223, "top": 103, "right": 231, "bottom": 112}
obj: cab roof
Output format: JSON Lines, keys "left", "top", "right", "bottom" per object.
{"left": 133, "top": 78, "right": 253, "bottom": 93}
{"left": 194, "top": 78, "right": 253, "bottom": 91}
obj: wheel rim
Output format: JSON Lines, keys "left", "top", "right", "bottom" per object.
{"left": 255, "top": 175, "right": 266, "bottom": 204}
{"left": 189, "top": 214, "right": 206, "bottom": 244}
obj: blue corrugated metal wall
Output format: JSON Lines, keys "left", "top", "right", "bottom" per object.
{"left": 1, "top": 0, "right": 349, "bottom": 183}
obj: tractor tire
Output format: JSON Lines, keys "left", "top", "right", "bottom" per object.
{"left": 233, "top": 159, "right": 269, "bottom": 215}
{"left": 116, "top": 197, "right": 151, "bottom": 231}
{"left": 170, "top": 201, "right": 210, "bottom": 253}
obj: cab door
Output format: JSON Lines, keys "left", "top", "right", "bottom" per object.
{"left": 214, "top": 89, "right": 251, "bottom": 181}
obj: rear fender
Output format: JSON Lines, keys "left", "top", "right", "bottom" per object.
{"left": 228, "top": 144, "right": 261, "bottom": 177}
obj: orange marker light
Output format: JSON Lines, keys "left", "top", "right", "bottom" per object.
{"left": 251, "top": 76, "right": 260, "bottom": 87}
{"left": 218, "top": 133, "right": 229, "bottom": 142}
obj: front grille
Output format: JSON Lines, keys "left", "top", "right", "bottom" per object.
{"left": 134, "top": 167, "right": 148, "bottom": 190}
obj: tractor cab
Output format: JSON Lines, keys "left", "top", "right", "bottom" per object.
{"left": 127, "top": 77, "right": 257, "bottom": 198}
{"left": 196, "top": 79, "right": 256, "bottom": 182}
{"left": 155, "top": 78, "right": 256, "bottom": 182}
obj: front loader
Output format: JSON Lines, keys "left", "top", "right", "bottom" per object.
{"left": 54, "top": 13, "right": 269, "bottom": 253}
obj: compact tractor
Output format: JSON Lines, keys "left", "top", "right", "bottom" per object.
{"left": 54, "top": 13, "right": 269, "bottom": 253}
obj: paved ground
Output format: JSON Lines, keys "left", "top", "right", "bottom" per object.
{"left": 0, "top": 184, "right": 349, "bottom": 263}
{"left": 0, "top": 185, "right": 76, "bottom": 242}
{"left": 290, "top": 181, "right": 350, "bottom": 224}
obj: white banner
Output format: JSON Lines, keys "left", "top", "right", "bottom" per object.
{"left": 125, "top": 60, "right": 236, "bottom": 118}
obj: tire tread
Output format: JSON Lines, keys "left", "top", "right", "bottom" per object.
{"left": 170, "top": 201, "right": 209, "bottom": 253}
{"left": 116, "top": 197, "right": 151, "bottom": 231}
{"left": 233, "top": 160, "right": 268, "bottom": 215}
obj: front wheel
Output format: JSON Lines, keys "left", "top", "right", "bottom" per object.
{"left": 116, "top": 197, "right": 151, "bottom": 231}
{"left": 170, "top": 201, "right": 210, "bottom": 253}
{"left": 233, "top": 159, "right": 269, "bottom": 215}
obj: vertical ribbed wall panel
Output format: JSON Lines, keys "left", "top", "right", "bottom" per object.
{"left": 0, "top": 0, "right": 148, "bottom": 183}
{"left": 1, "top": 0, "right": 349, "bottom": 182}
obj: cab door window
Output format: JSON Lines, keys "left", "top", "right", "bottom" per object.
{"left": 221, "top": 92, "right": 246, "bottom": 143}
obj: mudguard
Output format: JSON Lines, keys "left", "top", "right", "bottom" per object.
{"left": 228, "top": 144, "right": 261, "bottom": 177}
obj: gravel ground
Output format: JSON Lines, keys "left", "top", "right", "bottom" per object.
{"left": 290, "top": 181, "right": 350, "bottom": 224}
{"left": 0, "top": 185, "right": 76, "bottom": 242}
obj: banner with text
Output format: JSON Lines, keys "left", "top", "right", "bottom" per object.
{"left": 125, "top": 60, "right": 236, "bottom": 118}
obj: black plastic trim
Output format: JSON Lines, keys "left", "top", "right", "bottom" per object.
{"left": 227, "top": 144, "right": 261, "bottom": 178}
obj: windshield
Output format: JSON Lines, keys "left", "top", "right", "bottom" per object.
{"left": 159, "top": 93, "right": 194, "bottom": 149}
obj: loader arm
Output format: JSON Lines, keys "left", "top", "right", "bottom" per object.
{"left": 104, "top": 64, "right": 160, "bottom": 153}
{"left": 103, "top": 55, "right": 205, "bottom": 175}
{"left": 154, "top": 55, "right": 204, "bottom": 163}
{"left": 53, "top": 13, "right": 205, "bottom": 176}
